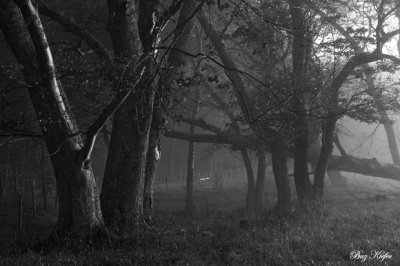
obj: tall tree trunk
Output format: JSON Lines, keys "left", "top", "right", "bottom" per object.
{"left": 255, "top": 149, "right": 267, "bottom": 211}
{"left": 271, "top": 140, "right": 291, "bottom": 213}
{"left": 289, "top": 0, "right": 313, "bottom": 200}
{"left": 313, "top": 116, "right": 336, "bottom": 200}
{"left": 100, "top": 60, "right": 156, "bottom": 227}
{"left": 241, "top": 149, "right": 256, "bottom": 210}
{"left": 142, "top": 0, "right": 199, "bottom": 222}
{"left": 0, "top": 0, "right": 104, "bottom": 237}
{"left": 101, "top": 0, "right": 159, "bottom": 228}
{"left": 185, "top": 89, "right": 201, "bottom": 214}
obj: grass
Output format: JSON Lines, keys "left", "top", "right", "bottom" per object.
{"left": 1, "top": 182, "right": 400, "bottom": 265}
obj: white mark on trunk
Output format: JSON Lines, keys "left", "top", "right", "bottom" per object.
{"left": 155, "top": 146, "right": 161, "bottom": 161}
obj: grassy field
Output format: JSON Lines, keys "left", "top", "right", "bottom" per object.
{"left": 1, "top": 181, "right": 400, "bottom": 265}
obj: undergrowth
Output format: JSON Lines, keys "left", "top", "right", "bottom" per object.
{"left": 1, "top": 191, "right": 400, "bottom": 265}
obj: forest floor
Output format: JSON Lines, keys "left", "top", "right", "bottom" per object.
{"left": 1, "top": 181, "right": 400, "bottom": 265}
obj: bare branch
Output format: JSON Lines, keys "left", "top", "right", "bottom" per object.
{"left": 79, "top": 67, "right": 147, "bottom": 166}
{"left": 165, "top": 129, "right": 400, "bottom": 182}
{"left": 197, "top": 10, "right": 254, "bottom": 123}
{"left": 38, "top": 2, "right": 113, "bottom": 63}
{"left": 381, "top": 28, "right": 400, "bottom": 43}
{"left": 174, "top": 117, "right": 223, "bottom": 134}
{"left": 330, "top": 50, "right": 396, "bottom": 96}
{"left": 164, "top": 129, "right": 246, "bottom": 146}
{"left": 205, "top": 86, "right": 242, "bottom": 135}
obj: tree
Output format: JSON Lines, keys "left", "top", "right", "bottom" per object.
{"left": 309, "top": 0, "right": 400, "bottom": 200}
{"left": 100, "top": 0, "right": 159, "bottom": 228}
{"left": 0, "top": 0, "right": 144, "bottom": 237}
{"left": 144, "top": 0, "right": 202, "bottom": 222}
{"left": 254, "top": 149, "right": 267, "bottom": 211}
{"left": 185, "top": 89, "right": 201, "bottom": 214}
{"left": 289, "top": 0, "right": 314, "bottom": 200}
{"left": 271, "top": 139, "right": 291, "bottom": 213}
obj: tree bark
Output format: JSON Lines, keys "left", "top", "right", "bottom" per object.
{"left": 142, "top": 0, "right": 200, "bottom": 222}
{"left": 313, "top": 117, "right": 336, "bottom": 200}
{"left": 143, "top": 89, "right": 163, "bottom": 223}
{"left": 241, "top": 149, "right": 256, "bottom": 210}
{"left": 289, "top": 0, "right": 314, "bottom": 200}
{"left": 169, "top": 0, "right": 198, "bottom": 69}
{"left": 254, "top": 149, "right": 267, "bottom": 211}
{"left": 271, "top": 140, "right": 291, "bottom": 213}
{"left": 101, "top": 60, "right": 156, "bottom": 227}
{"left": 0, "top": 0, "right": 104, "bottom": 237}
{"left": 39, "top": 145, "right": 48, "bottom": 210}
{"left": 101, "top": 125, "right": 110, "bottom": 150}
{"left": 101, "top": 0, "right": 158, "bottom": 228}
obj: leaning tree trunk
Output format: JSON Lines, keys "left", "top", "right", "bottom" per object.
{"left": 289, "top": 0, "right": 313, "bottom": 200}
{"left": 312, "top": 48, "right": 383, "bottom": 201}
{"left": 254, "top": 150, "right": 267, "bottom": 211}
{"left": 312, "top": 136, "right": 348, "bottom": 188}
{"left": 143, "top": 89, "right": 163, "bottom": 223}
{"left": 0, "top": 0, "right": 104, "bottom": 237}
{"left": 271, "top": 140, "right": 291, "bottom": 214}
{"left": 241, "top": 149, "right": 256, "bottom": 210}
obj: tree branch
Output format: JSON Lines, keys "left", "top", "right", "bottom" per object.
{"left": 305, "top": 0, "right": 400, "bottom": 52}
{"left": 197, "top": 10, "right": 254, "bottom": 123}
{"left": 174, "top": 116, "right": 223, "bottom": 134}
{"left": 164, "top": 129, "right": 247, "bottom": 146}
{"left": 330, "top": 50, "right": 395, "bottom": 97}
{"left": 38, "top": 2, "right": 113, "bottom": 63}
{"left": 165, "top": 128, "right": 400, "bottom": 182}
{"left": 79, "top": 67, "right": 147, "bottom": 166}
{"left": 381, "top": 28, "right": 400, "bottom": 43}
